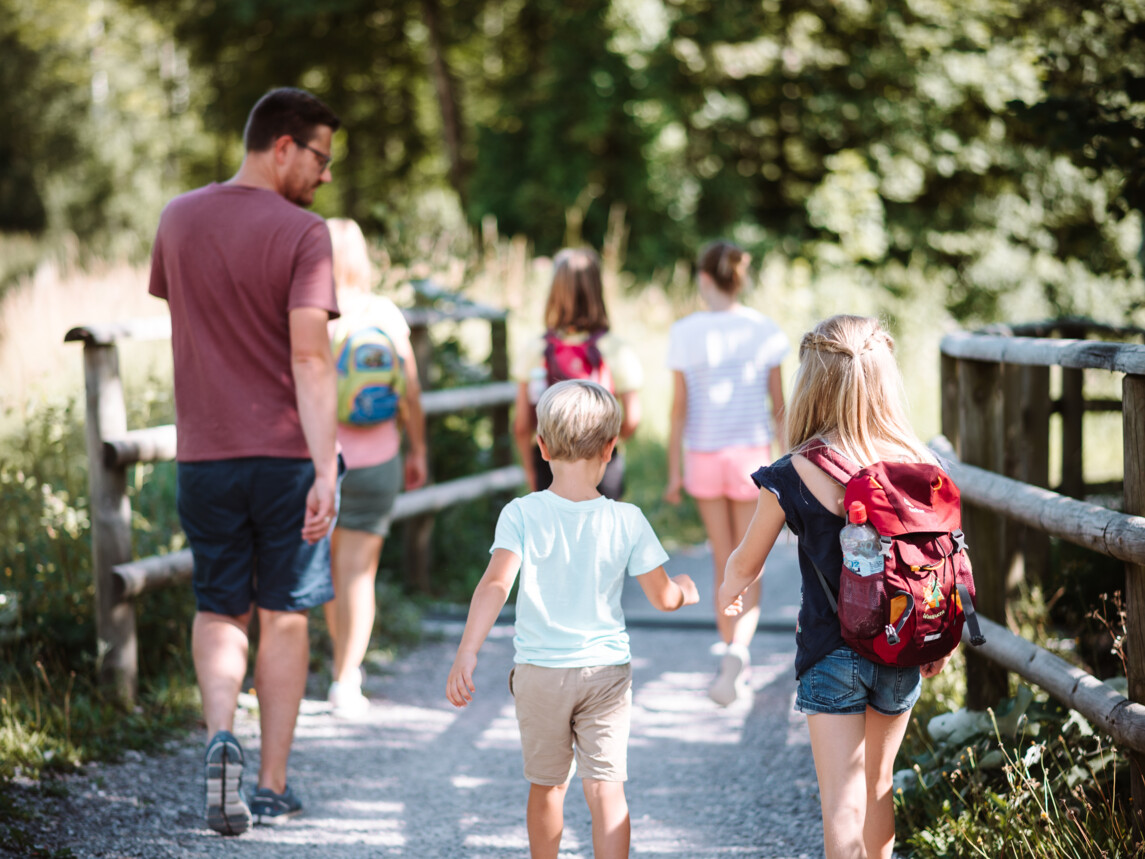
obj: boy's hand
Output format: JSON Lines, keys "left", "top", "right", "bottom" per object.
{"left": 672, "top": 574, "right": 700, "bottom": 607}
{"left": 446, "top": 651, "right": 478, "bottom": 707}
{"left": 717, "top": 581, "right": 745, "bottom": 616}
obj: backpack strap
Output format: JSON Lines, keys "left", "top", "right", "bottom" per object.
{"left": 956, "top": 583, "right": 987, "bottom": 647}
{"left": 810, "top": 559, "right": 839, "bottom": 614}
{"left": 800, "top": 441, "right": 860, "bottom": 487}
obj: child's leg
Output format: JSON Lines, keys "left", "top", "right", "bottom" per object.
{"left": 727, "top": 498, "right": 761, "bottom": 648}
{"left": 695, "top": 497, "right": 741, "bottom": 644}
{"left": 582, "top": 779, "right": 630, "bottom": 859}
{"left": 862, "top": 708, "right": 912, "bottom": 859}
{"left": 806, "top": 712, "right": 867, "bottom": 859}
{"left": 527, "top": 782, "right": 568, "bottom": 859}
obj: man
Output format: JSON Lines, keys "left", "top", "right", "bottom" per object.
{"left": 149, "top": 87, "right": 342, "bottom": 835}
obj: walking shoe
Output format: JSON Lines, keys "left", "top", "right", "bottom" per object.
{"left": 203, "top": 730, "right": 251, "bottom": 836}
{"left": 328, "top": 679, "right": 370, "bottom": 718}
{"left": 250, "top": 784, "right": 303, "bottom": 825}
{"left": 708, "top": 643, "right": 750, "bottom": 707}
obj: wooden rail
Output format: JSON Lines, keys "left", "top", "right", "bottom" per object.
{"left": 939, "top": 318, "right": 1145, "bottom": 818}
{"left": 67, "top": 282, "right": 520, "bottom": 703}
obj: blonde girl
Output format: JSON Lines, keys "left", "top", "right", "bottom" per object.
{"left": 324, "top": 218, "right": 427, "bottom": 717}
{"left": 717, "top": 315, "right": 949, "bottom": 859}
{"left": 664, "top": 240, "right": 788, "bottom": 706}
{"left": 512, "top": 248, "right": 643, "bottom": 500}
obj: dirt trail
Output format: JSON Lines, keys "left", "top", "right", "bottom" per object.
{"left": 16, "top": 540, "right": 825, "bottom": 858}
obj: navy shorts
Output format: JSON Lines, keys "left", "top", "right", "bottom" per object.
{"left": 177, "top": 457, "right": 335, "bottom": 615}
{"left": 795, "top": 646, "right": 921, "bottom": 716}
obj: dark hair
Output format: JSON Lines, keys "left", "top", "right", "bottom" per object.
{"left": 697, "top": 240, "right": 751, "bottom": 295}
{"left": 243, "top": 88, "right": 342, "bottom": 152}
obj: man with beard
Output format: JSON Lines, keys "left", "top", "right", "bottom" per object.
{"left": 149, "top": 87, "right": 342, "bottom": 834}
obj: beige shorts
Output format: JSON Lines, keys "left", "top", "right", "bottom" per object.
{"left": 509, "top": 662, "right": 632, "bottom": 785}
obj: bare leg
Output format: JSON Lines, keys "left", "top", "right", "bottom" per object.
{"left": 863, "top": 708, "right": 912, "bottom": 859}
{"left": 527, "top": 782, "right": 568, "bottom": 859}
{"left": 727, "top": 498, "right": 762, "bottom": 648}
{"left": 192, "top": 610, "right": 251, "bottom": 737}
{"left": 324, "top": 527, "right": 384, "bottom": 685}
{"left": 254, "top": 608, "right": 309, "bottom": 794}
{"left": 582, "top": 779, "right": 630, "bottom": 859}
{"left": 806, "top": 712, "right": 868, "bottom": 859}
{"left": 695, "top": 497, "right": 739, "bottom": 644}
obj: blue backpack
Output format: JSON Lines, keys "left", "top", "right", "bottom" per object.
{"left": 332, "top": 323, "right": 405, "bottom": 426}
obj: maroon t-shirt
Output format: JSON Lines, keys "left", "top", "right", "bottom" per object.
{"left": 149, "top": 183, "right": 340, "bottom": 462}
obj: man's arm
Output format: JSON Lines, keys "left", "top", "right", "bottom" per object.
{"left": 290, "top": 306, "right": 339, "bottom": 544}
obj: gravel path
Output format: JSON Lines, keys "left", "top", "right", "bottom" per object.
{"left": 10, "top": 542, "right": 826, "bottom": 858}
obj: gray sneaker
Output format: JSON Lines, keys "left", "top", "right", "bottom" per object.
{"left": 250, "top": 784, "right": 303, "bottom": 825}
{"left": 204, "top": 730, "right": 251, "bottom": 835}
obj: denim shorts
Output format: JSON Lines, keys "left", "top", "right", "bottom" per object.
{"left": 177, "top": 457, "right": 335, "bottom": 615}
{"left": 795, "top": 646, "right": 921, "bottom": 716}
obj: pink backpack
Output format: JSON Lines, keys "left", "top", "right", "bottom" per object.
{"left": 802, "top": 443, "right": 985, "bottom": 667}
{"left": 543, "top": 330, "right": 614, "bottom": 392}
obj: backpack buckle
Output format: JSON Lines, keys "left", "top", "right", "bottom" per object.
{"left": 879, "top": 536, "right": 893, "bottom": 558}
{"left": 952, "top": 529, "right": 967, "bottom": 553}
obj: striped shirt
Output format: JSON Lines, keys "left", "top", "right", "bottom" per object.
{"left": 666, "top": 307, "right": 789, "bottom": 451}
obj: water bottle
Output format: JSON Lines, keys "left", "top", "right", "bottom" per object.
{"left": 840, "top": 501, "right": 883, "bottom": 577}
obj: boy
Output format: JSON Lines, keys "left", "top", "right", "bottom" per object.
{"left": 446, "top": 379, "right": 699, "bottom": 859}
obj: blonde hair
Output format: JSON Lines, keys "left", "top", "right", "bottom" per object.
{"left": 786, "top": 315, "right": 930, "bottom": 465}
{"left": 327, "top": 217, "right": 373, "bottom": 293}
{"left": 536, "top": 379, "right": 622, "bottom": 462}
{"left": 543, "top": 248, "right": 610, "bottom": 333}
{"left": 697, "top": 240, "right": 751, "bottom": 295}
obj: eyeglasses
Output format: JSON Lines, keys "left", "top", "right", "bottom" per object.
{"left": 292, "top": 137, "right": 333, "bottom": 171}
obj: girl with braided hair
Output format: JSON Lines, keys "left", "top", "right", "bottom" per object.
{"left": 718, "top": 314, "right": 948, "bottom": 859}
{"left": 664, "top": 239, "right": 788, "bottom": 706}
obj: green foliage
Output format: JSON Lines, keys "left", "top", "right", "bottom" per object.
{"left": 0, "top": 0, "right": 214, "bottom": 256}
{"left": 896, "top": 686, "right": 1142, "bottom": 858}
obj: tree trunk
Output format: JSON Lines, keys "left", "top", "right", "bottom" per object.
{"left": 422, "top": 0, "right": 468, "bottom": 211}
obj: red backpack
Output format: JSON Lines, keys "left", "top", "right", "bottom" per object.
{"left": 802, "top": 442, "right": 985, "bottom": 667}
{"left": 542, "top": 330, "right": 614, "bottom": 392}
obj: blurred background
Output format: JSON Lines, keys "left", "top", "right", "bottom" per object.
{"left": 2, "top": 4, "right": 1145, "bottom": 853}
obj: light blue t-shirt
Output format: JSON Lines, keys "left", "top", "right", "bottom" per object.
{"left": 491, "top": 490, "right": 670, "bottom": 668}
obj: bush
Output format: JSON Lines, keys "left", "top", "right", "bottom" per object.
{"left": 895, "top": 684, "right": 1142, "bottom": 858}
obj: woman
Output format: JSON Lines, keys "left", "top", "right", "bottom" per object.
{"left": 325, "top": 218, "right": 427, "bottom": 717}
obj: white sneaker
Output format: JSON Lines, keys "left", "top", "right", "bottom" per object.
{"left": 328, "top": 680, "right": 369, "bottom": 718}
{"left": 708, "top": 643, "right": 750, "bottom": 707}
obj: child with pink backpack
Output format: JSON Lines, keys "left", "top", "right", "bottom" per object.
{"left": 512, "top": 248, "right": 644, "bottom": 500}
{"left": 718, "top": 314, "right": 980, "bottom": 859}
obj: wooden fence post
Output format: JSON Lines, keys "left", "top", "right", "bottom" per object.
{"left": 959, "top": 358, "right": 1010, "bottom": 709}
{"left": 404, "top": 321, "right": 434, "bottom": 593}
{"left": 489, "top": 317, "right": 512, "bottom": 469}
{"left": 1060, "top": 323, "right": 1086, "bottom": 499}
{"left": 940, "top": 352, "right": 959, "bottom": 455}
{"left": 1123, "top": 373, "right": 1145, "bottom": 828}
{"left": 1023, "top": 365, "right": 1053, "bottom": 590}
{"left": 81, "top": 341, "right": 136, "bottom": 703}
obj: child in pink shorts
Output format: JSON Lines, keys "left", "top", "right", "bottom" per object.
{"left": 664, "top": 240, "right": 788, "bottom": 706}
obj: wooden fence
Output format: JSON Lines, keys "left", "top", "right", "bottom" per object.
{"left": 66, "top": 282, "right": 521, "bottom": 704}
{"left": 938, "top": 318, "right": 1145, "bottom": 819}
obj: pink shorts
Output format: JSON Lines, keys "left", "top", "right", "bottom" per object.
{"left": 684, "top": 445, "right": 772, "bottom": 502}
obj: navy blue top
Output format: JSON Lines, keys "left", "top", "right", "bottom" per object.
{"left": 752, "top": 455, "right": 846, "bottom": 678}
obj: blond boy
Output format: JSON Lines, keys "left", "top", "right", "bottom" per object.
{"left": 447, "top": 379, "right": 699, "bottom": 859}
